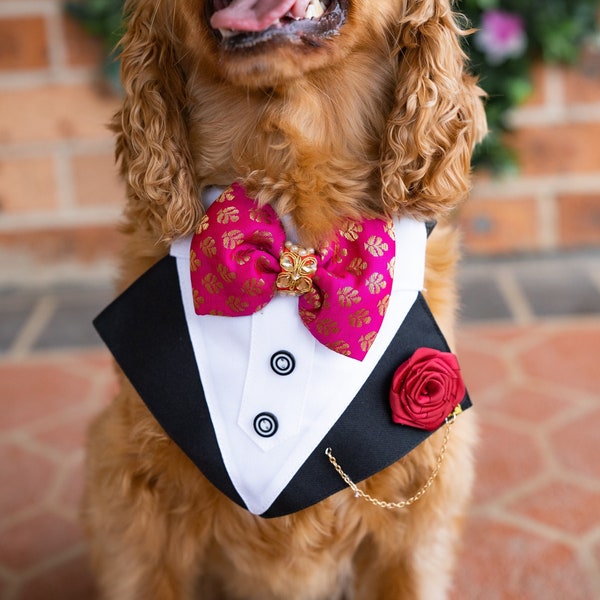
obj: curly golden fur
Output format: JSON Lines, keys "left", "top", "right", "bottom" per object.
{"left": 84, "top": 0, "right": 486, "bottom": 597}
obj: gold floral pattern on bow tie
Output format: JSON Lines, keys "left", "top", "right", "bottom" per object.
{"left": 217, "top": 206, "right": 240, "bottom": 224}
{"left": 190, "top": 249, "right": 201, "bottom": 272}
{"left": 222, "top": 229, "right": 245, "bottom": 250}
{"left": 195, "top": 214, "right": 209, "bottom": 234}
{"left": 192, "top": 288, "right": 204, "bottom": 310}
{"left": 199, "top": 236, "right": 217, "bottom": 257}
{"left": 337, "top": 287, "right": 362, "bottom": 308}
{"left": 359, "top": 331, "right": 377, "bottom": 353}
{"left": 350, "top": 308, "right": 372, "bottom": 328}
{"left": 340, "top": 221, "right": 364, "bottom": 242}
{"left": 226, "top": 296, "right": 249, "bottom": 313}
{"left": 276, "top": 242, "right": 318, "bottom": 296}
{"left": 377, "top": 295, "right": 390, "bottom": 316}
{"left": 190, "top": 182, "right": 397, "bottom": 360}
{"left": 364, "top": 235, "right": 389, "bottom": 257}
{"left": 249, "top": 206, "right": 272, "bottom": 223}
{"left": 366, "top": 272, "right": 387, "bottom": 295}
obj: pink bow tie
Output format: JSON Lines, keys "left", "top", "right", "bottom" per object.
{"left": 190, "top": 184, "right": 396, "bottom": 360}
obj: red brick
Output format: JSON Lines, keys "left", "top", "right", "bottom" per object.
{"left": 0, "top": 84, "right": 119, "bottom": 144}
{"left": 0, "top": 224, "right": 123, "bottom": 265}
{"left": 563, "top": 45, "right": 600, "bottom": 105}
{"left": 0, "top": 157, "right": 58, "bottom": 214}
{"left": 0, "top": 17, "right": 48, "bottom": 71}
{"left": 557, "top": 192, "right": 600, "bottom": 248}
{"left": 63, "top": 15, "right": 104, "bottom": 69}
{"left": 520, "top": 62, "right": 548, "bottom": 108}
{"left": 459, "top": 195, "right": 539, "bottom": 255}
{"left": 505, "top": 122, "right": 600, "bottom": 176}
{"left": 72, "top": 152, "right": 125, "bottom": 208}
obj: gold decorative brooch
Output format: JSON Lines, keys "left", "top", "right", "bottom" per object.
{"left": 276, "top": 242, "right": 318, "bottom": 296}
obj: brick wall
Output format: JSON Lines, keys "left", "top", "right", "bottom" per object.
{"left": 0, "top": 1, "right": 599, "bottom": 285}
{"left": 460, "top": 51, "right": 600, "bottom": 255}
{"left": 0, "top": 0, "right": 122, "bottom": 284}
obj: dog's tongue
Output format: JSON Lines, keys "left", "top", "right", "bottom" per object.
{"left": 211, "top": 0, "right": 311, "bottom": 31}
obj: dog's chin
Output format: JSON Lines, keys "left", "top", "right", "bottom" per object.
{"left": 206, "top": 0, "right": 350, "bottom": 88}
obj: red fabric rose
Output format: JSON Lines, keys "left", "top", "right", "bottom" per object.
{"left": 389, "top": 348, "right": 466, "bottom": 431}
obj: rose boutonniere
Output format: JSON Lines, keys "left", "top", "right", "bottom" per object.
{"left": 389, "top": 348, "right": 466, "bottom": 431}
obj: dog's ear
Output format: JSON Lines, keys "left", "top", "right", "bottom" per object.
{"left": 380, "top": 0, "right": 486, "bottom": 220}
{"left": 113, "top": 1, "right": 199, "bottom": 241}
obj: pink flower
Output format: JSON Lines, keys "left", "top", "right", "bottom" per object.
{"left": 475, "top": 10, "right": 527, "bottom": 65}
{"left": 389, "top": 348, "right": 466, "bottom": 431}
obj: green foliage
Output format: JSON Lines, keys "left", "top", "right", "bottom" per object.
{"left": 459, "top": 0, "right": 600, "bottom": 174}
{"left": 64, "top": 0, "right": 600, "bottom": 172}
{"left": 64, "top": 0, "right": 124, "bottom": 90}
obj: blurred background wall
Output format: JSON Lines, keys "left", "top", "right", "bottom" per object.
{"left": 0, "top": 0, "right": 599, "bottom": 285}
{"left": 0, "top": 0, "right": 122, "bottom": 285}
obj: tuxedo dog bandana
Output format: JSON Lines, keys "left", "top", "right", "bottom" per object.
{"left": 94, "top": 187, "right": 471, "bottom": 517}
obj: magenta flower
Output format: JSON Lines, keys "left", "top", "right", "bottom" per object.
{"left": 475, "top": 10, "right": 527, "bottom": 65}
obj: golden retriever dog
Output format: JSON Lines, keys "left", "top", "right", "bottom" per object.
{"left": 84, "top": 0, "right": 486, "bottom": 598}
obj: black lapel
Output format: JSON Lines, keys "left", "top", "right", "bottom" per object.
{"left": 93, "top": 256, "right": 244, "bottom": 508}
{"left": 94, "top": 257, "right": 471, "bottom": 518}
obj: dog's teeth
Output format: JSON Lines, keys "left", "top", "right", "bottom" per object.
{"left": 218, "top": 28, "right": 237, "bottom": 38}
{"left": 305, "top": 0, "right": 325, "bottom": 19}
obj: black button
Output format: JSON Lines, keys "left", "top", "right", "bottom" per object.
{"left": 270, "top": 351, "right": 295, "bottom": 376}
{"left": 253, "top": 412, "right": 278, "bottom": 438}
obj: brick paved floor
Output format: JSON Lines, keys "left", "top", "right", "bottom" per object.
{"left": 1, "top": 252, "right": 599, "bottom": 599}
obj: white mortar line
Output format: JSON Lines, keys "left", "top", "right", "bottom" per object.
{"left": 536, "top": 190, "right": 558, "bottom": 251}
{"left": 0, "top": 207, "right": 121, "bottom": 231}
{"left": 0, "top": 68, "right": 101, "bottom": 90}
{"left": 54, "top": 145, "right": 76, "bottom": 210}
{"left": 0, "top": 138, "right": 115, "bottom": 160}
{"left": 472, "top": 173, "right": 600, "bottom": 198}
{"left": 0, "top": 1, "right": 60, "bottom": 17}
{"left": 46, "top": 2, "right": 68, "bottom": 74}
{"left": 495, "top": 267, "right": 535, "bottom": 324}
{"left": 9, "top": 294, "right": 58, "bottom": 358}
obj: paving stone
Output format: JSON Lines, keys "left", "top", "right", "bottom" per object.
{"left": 16, "top": 552, "right": 98, "bottom": 600}
{"left": 454, "top": 345, "right": 511, "bottom": 398}
{"left": 453, "top": 517, "right": 596, "bottom": 600}
{"left": 0, "top": 513, "right": 81, "bottom": 572}
{"left": 506, "top": 479, "right": 600, "bottom": 536}
{"left": 480, "top": 384, "right": 572, "bottom": 425}
{"left": 33, "top": 287, "right": 113, "bottom": 351}
{"left": 515, "top": 265, "right": 600, "bottom": 317}
{"left": 472, "top": 419, "right": 546, "bottom": 506}
{"left": 0, "top": 304, "right": 31, "bottom": 353}
{"left": 551, "top": 407, "right": 600, "bottom": 481}
{"left": 0, "top": 360, "right": 92, "bottom": 433}
{"left": 459, "top": 275, "right": 513, "bottom": 321}
{"left": 0, "top": 442, "right": 57, "bottom": 518}
{"left": 518, "top": 327, "right": 600, "bottom": 396}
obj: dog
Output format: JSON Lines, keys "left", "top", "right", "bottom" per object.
{"left": 84, "top": 0, "right": 486, "bottom": 598}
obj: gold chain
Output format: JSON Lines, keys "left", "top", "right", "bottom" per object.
{"left": 325, "top": 413, "right": 457, "bottom": 510}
